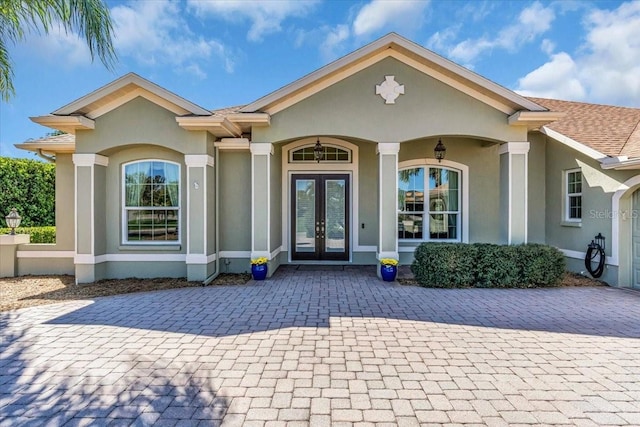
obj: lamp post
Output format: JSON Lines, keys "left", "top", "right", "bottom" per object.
{"left": 5, "top": 208, "right": 21, "bottom": 235}
{"left": 434, "top": 138, "right": 446, "bottom": 163}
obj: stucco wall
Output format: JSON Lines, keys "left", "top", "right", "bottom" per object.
{"left": 527, "top": 134, "right": 546, "bottom": 243}
{"left": 219, "top": 151, "right": 252, "bottom": 252}
{"left": 358, "top": 142, "right": 379, "bottom": 247}
{"left": 254, "top": 57, "right": 527, "bottom": 144}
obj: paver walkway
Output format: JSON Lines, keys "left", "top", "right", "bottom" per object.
{"left": 1, "top": 266, "right": 640, "bottom": 426}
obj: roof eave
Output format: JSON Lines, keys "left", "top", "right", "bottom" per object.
{"left": 15, "top": 141, "right": 75, "bottom": 154}
{"left": 30, "top": 115, "right": 95, "bottom": 134}
{"left": 509, "top": 111, "right": 566, "bottom": 130}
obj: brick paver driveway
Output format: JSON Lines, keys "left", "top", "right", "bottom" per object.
{"left": 2, "top": 266, "right": 640, "bottom": 426}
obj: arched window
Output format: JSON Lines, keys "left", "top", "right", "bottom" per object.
{"left": 398, "top": 166, "right": 461, "bottom": 241}
{"left": 122, "top": 160, "right": 180, "bottom": 244}
{"left": 290, "top": 145, "right": 351, "bottom": 162}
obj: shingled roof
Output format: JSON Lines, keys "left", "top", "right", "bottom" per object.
{"left": 528, "top": 97, "right": 640, "bottom": 159}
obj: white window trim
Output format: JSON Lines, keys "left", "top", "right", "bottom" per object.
{"left": 289, "top": 143, "right": 352, "bottom": 163}
{"left": 121, "top": 159, "right": 182, "bottom": 245}
{"left": 398, "top": 159, "right": 469, "bottom": 243}
{"left": 564, "top": 168, "right": 582, "bottom": 223}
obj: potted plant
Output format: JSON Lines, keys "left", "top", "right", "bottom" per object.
{"left": 250, "top": 257, "right": 268, "bottom": 280}
{"left": 380, "top": 258, "right": 399, "bottom": 282}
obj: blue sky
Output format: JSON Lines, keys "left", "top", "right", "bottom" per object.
{"left": 1, "top": 0, "right": 639, "bottom": 159}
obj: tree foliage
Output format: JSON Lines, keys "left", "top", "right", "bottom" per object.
{"left": 0, "top": 0, "right": 117, "bottom": 101}
{"left": 0, "top": 157, "right": 55, "bottom": 227}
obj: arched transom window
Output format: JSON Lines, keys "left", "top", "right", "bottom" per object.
{"left": 398, "top": 166, "right": 461, "bottom": 241}
{"left": 290, "top": 145, "right": 351, "bottom": 162}
{"left": 122, "top": 160, "right": 180, "bottom": 244}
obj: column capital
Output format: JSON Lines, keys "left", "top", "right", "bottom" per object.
{"left": 250, "top": 143, "right": 274, "bottom": 155}
{"left": 184, "top": 154, "right": 214, "bottom": 167}
{"left": 72, "top": 154, "right": 108, "bottom": 167}
{"left": 376, "top": 142, "right": 400, "bottom": 155}
{"left": 499, "top": 142, "right": 530, "bottom": 155}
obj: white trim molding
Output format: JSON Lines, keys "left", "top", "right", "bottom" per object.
{"left": 500, "top": 142, "right": 530, "bottom": 244}
{"left": 376, "top": 142, "right": 400, "bottom": 155}
{"left": 72, "top": 153, "right": 109, "bottom": 167}
{"left": 75, "top": 253, "right": 187, "bottom": 264}
{"left": 377, "top": 251, "right": 399, "bottom": 260}
{"left": 250, "top": 143, "right": 274, "bottom": 155}
{"left": 378, "top": 142, "right": 400, "bottom": 257}
{"left": 186, "top": 254, "right": 217, "bottom": 264}
{"left": 215, "top": 138, "right": 250, "bottom": 150}
{"left": 219, "top": 251, "right": 252, "bottom": 258}
{"left": 541, "top": 127, "right": 606, "bottom": 161}
{"left": 184, "top": 154, "right": 215, "bottom": 167}
{"left": 498, "top": 141, "right": 530, "bottom": 155}
{"left": 17, "top": 250, "right": 75, "bottom": 258}
{"left": 611, "top": 175, "right": 640, "bottom": 285}
{"left": 559, "top": 248, "right": 615, "bottom": 266}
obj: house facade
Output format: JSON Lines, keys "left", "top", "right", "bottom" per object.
{"left": 10, "top": 33, "right": 640, "bottom": 287}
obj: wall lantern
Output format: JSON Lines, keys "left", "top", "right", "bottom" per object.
{"left": 434, "top": 138, "right": 446, "bottom": 163}
{"left": 313, "top": 138, "right": 323, "bottom": 163}
{"left": 5, "top": 208, "right": 21, "bottom": 235}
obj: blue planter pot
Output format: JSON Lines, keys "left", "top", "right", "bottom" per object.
{"left": 251, "top": 264, "right": 268, "bottom": 280}
{"left": 380, "top": 265, "right": 397, "bottom": 282}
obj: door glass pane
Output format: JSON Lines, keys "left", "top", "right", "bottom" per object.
{"left": 295, "top": 179, "right": 316, "bottom": 252}
{"left": 325, "top": 179, "right": 346, "bottom": 252}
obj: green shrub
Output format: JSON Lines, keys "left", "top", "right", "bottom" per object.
{"left": 0, "top": 226, "right": 56, "bottom": 243}
{"left": 0, "top": 157, "right": 55, "bottom": 227}
{"left": 411, "top": 242, "right": 566, "bottom": 288}
{"left": 411, "top": 243, "right": 476, "bottom": 288}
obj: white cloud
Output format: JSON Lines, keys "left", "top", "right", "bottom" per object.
{"left": 21, "top": 23, "right": 93, "bottom": 68}
{"left": 448, "top": 1, "right": 555, "bottom": 63}
{"left": 320, "top": 25, "right": 351, "bottom": 60}
{"left": 516, "top": 1, "right": 640, "bottom": 106}
{"left": 187, "top": 0, "right": 318, "bottom": 42}
{"left": 352, "top": 0, "right": 430, "bottom": 37}
{"left": 111, "top": 0, "right": 234, "bottom": 77}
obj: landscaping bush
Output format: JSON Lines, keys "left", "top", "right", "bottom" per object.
{"left": 0, "top": 226, "right": 56, "bottom": 243}
{"left": 411, "top": 242, "right": 566, "bottom": 288}
{"left": 411, "top": 243, "right": 477, "bottom": 288}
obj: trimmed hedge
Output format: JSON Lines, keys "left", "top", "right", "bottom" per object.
{"left": 411, "top": 242, "right": 566, "bottom": 288}
{"left": 0, "top": 227, "right": 56, "bottom": 243}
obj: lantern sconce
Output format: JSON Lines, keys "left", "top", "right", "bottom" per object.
{"left": 5, "top": 208, "right": 21, "bottom": 235}
{"left": 313, "top": 138, "right": 323, "bottom": 163}
{"left": 434, "top": 138, "right": 446, "bottom": 163}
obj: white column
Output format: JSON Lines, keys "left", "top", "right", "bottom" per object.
{"left": 499, "top": 142, "right": 530, "bottom": 244}
{"left": 377, "top": 142, "right": 400, "bottom": 261}
{"left": 250, "top": 143, "right": 273, "bottom": 260}
{"left": 184, "top": 154, "right": 215, "bottom": 281}
{"left": 72, "top": 153, "right": 109, "bottom": 283}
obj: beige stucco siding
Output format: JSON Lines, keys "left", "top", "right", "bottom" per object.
{"left": 253, "top": 57, "right": 526, "bottom": 144}
{"left": 219, "top": 151, "right": 252, "bottom": 252}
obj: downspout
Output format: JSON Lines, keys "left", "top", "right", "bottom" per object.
{"left": 36, "top": 149, "right": 56, "bottom": 163}
{"left": 203, "top": 146, "right": 221, "bottom": 285}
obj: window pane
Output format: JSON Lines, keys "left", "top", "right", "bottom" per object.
{"left": 569, "top": 195, "right": 582, "bottom": 219}
{"left": 429, "top": 213, "right": 457, "bottom": 239}
{"left": 398, "top": 168, "right": 424, "bottom": 212}
{"left": 127, "top": 209, "right": 178, "bottom": 241}
{"left": 295, "top": 179, "right": 316, "bottom": 252}
{"left": 398, "top": 214, "right": 423, "bottom": 239}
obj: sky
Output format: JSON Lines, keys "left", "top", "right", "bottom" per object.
{"left": 1, "top": 0, "right": 639, "bottom": 159}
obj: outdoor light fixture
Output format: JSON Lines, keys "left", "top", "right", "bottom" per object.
{"left": 313, "top": 138, "right": 323, "bottom": 163}
{"left": 5, "top": 208, "right": 21, "bottom": 235}
{"left": 434, "top": 138, "right": 446, "bottom": 163}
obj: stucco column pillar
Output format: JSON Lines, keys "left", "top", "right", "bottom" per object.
{"left": 184, "top": 154, "right": 215, "bottom": 282}
{"left": 499, "top": 142, "right": 530, "bottom": 244}
{"left": 72, "top": 154, "right": 108, "bottom": 283}
{"left": 0, "top": 234, "right": 30, "bottom": 277}
{"left": 250, "top": 143, "right": 273, "bottom": 266}
{"left": 377, "top": 143, "right": 400, "bottom": 267}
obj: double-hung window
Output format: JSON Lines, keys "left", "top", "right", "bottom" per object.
{"left": 565, "top": 169, "right": 582, "bottom": 222}
{"left": 123, "top": 160, "right": 180, "bottom": 243}
{"left": 398, "top": 166, "right": 461, "bottom": 241}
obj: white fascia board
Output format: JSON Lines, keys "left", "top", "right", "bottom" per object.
{"left": 215, "top": 138, "right": 250, "bottom": 150}
{"left": 541, "top": 126, "right": 607, "bottom": 161}
{"left": 225, "top": 113, "right": 271, "bottom": 126}
{"left": 54, "top": 72, "right": 210, "bottom": 116}
{"left": 30, "top": 115, "right": 95, "bottom": 133}
{"left": 176, "top": 116, "right": 242, "bottom": 137}
{"left": 14, "top": 141, "right": 75, "bottom": 154}
{"left": 508, "top": 111, "right": 566, "bottom": 127}
{"left": 600, "top": 156, "right": 640, "bottom": 170}
{"left": 240, "top": 33, "right": 545, "bottom": 114}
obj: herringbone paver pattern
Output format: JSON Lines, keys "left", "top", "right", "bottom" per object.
{"left": 1, "top": 266, "right": 640, "bottom": 426}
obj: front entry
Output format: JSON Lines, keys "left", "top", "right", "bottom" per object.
{"left": 291, "top": 174, "right": 350, "bottom": 261}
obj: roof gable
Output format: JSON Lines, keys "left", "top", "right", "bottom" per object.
{"left": 53, "top": 72, "right": 211, "bottom": 118}
{"left": 241, "top": 33, "right": 546, "bottom": 116}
